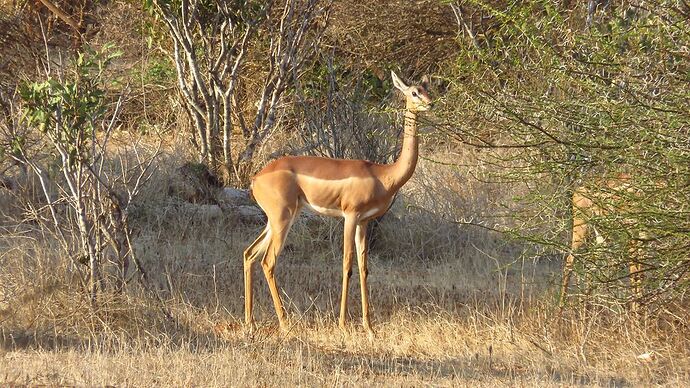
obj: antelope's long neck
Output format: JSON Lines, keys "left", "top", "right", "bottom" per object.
{"left": 387, "top": 110, "right": 419, "bottom": 191}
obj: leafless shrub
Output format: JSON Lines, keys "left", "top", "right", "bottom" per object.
{"left": 2, "top": 39, "right": 160, "bottom": 305}
{"left": 149, "top": 0, "right": 331, "bottom": 184}
{"left": 288, "top": 54, "right": 400, "bottom": 163}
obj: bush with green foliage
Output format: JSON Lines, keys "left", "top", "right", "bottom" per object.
{"left": 439, "top": 0, "right": 690, "bottom": 309}
{"left": 16, "top": 45, "right": 153, "bottom": 304}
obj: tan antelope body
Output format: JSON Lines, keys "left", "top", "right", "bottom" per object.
{"left": 560, "top": 172, "right": 644, "bottom": 310}
{"left": 243, "top": 72, "right": 432, "bottom": 337}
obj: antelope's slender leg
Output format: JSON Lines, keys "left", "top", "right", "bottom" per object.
{"left": 355, "top": 221, "right": 374, "bottom": 338}
{"left": 628, "top": 239, "right": 644, "bottom": 313}
{"left": 261, "top": 208, "right": 299, "bottom": 331}
{"left": 560, "top": 215, "right": 588, "bottom": 310}
{"left": 339, "top": 216, "right": 357, "bottom": 330}
{"left": 244, "top": 226, "right": 270, "bottom": 328}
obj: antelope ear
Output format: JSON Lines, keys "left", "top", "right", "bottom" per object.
{"left": 421, "top": 75, "right": 430, "bottom": 90}
{"left": 391, "top": 71, "right": 408, "bottom": 91}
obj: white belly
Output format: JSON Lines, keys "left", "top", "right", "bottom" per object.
{"left": 303, "top": 202, "right": 344, "bottom": 217}
{"left": 302, "top": 201, "right": 383, "bottom": 222}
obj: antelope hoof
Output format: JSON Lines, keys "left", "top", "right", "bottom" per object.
{"left": 366, "top": 328, "right": 375, "bottom": 341}
{"left": 363, "top": 322, "right": 375, "bottom": 340}
{"left": 279, "top": 319, "right": 290, "bottom": 334}
{"left": 244, "top": 323, "right": 255, "bottom": 338}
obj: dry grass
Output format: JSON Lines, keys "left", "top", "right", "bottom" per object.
{"left": 1, "top": 151, "right": 689, "bottom": 387}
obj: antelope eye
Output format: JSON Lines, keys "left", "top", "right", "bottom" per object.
{"left": 412, "top": 91, "right": 418, "bottom": 97}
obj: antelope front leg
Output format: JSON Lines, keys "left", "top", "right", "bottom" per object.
{"left": 355, "top": 221, "right": 374, "bottom": 339}
{"left": 339, "top": 216, "right": 356, "bottom": 330}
